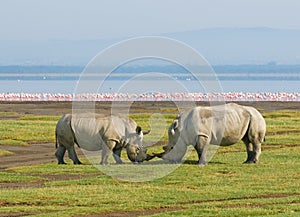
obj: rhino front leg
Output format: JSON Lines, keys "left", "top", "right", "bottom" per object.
{"left": 67, "top": 146, "right": 82, "bottom": 164}
{"left": 100, "top": 140, "right": 115, "bottom": 165}
{"left": 100, "top": 148, "right": 110, "bottom": 165}
{"left": 55, "top": 145, "right": 67, "bottom": 164}
{"left": 112, "top": 147, "right": 123, "bottom": 164}
{"left": 195, "top": 135, "right": 210, "bottom": 165}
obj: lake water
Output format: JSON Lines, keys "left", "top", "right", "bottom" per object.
{"left": 0, "top": 80, "right": 299, "bottom": 94}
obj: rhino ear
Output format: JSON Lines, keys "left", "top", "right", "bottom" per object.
{"left": 172, "top": 119, "right": 178, "bottom": 130}
{"left": 170, "top": 129, "right": 175, "bottom": 136}
{"left": 176, "top": 112, "right": 183, "bottom": 119}
{"left": 170, "top": 119, "right": 178, "bottom": 136}
{"left": 136, "top": 126, "right": 142, "bottom": 135}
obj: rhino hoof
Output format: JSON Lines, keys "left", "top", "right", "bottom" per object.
{"left": 198, "top": 161, "right": 207, "bottom": 166}
{"left": 243, "top": 160, "right": 258, "bottom": 164}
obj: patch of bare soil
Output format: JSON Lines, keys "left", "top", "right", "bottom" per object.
{"left": 0, "top": 101, "right": 181, "bottom": 116}
{"left": 0, "top": 143, "right": 90, "bottom": 189}
{"left": 176, "top": 193, "right": 300, "bottom": 205}
{"left": 0, "top": 143, "right": 57, "bottom": 170}
{"left": 1, "top": 101, "right": 299, "bottom": 116}
{"left": 75, "top": 193, "right": 300, "bottom": 217}
{"left": 0, "top": 173, "right": 99, "bottom": 190}
{"left": 0, "top": 212, "right": 38, "bottom": 217}
{"left": 74, "top": 207, "right": 183, "bottom": 217}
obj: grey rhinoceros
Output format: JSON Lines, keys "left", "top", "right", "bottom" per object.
{"left": 155, "top": 103, "right": 266, "bottom": 165}
{"left": 55, "top": 113, "right": 151, "bottom": 165}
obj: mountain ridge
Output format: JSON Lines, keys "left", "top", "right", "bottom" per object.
{"left": 1, "top": 27, "right": 299, "bottom": 65}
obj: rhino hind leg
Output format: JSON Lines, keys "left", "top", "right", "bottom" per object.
{"left": 67, "top": 146, "right": 82, "bottom": 164}
{"left": 242, "top": 137, "right": 261, "bottom": 163}
{"left": 195, "top": 135, "right": 210, "bottom": 165}
{"left": 55, "top": 145, "right": 67, "bottom": 164}
{"left": 251, "top": 139, "right": 261, "bottom": 163}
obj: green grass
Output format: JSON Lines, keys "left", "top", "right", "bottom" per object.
{"left": 0, "top": 112, "right": 171, "bottom": 145}
{"left": 0, "top": 149, "right": 13, "bottom": 156}
{"left": 0, "top": 114, "right": 59, "bottom": 145}
{"left": 0, "top": 110, "right": 300, "bottom": 216}
{"left": 0, "top": 139, "right": 29, "bottom": 146}
{"left": 0, "top": 112, "right": 19, "bottom": 115}
{"left": 0, "top": 172, "right": 41, "bottom": 183}
{"left": 1, "top": 151, "right": 300, "bottom": 216}
{"left": 19, "top": 115, "right": 61, "bottom": 121}
{"left": 130, "top": 113, "right": 175, "bottom": 142}
{"left": 264, "top": 110, "right": 300, "bottom": 147}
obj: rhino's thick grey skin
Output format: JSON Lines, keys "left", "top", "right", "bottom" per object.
{"left": 162, "top": 103, "right": 266, "bottom": 165}
{"left": 55, "top": 114, "right": 150, "bottom": 165}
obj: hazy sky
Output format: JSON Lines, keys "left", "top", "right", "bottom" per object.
{"left": 1, "top": 0, "right": 300, "bottom": 40}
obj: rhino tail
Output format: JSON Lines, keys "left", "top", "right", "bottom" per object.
{"left": 69, "top": 120, "right": 80, "bottom": 148}
{"left": 258, "top": 130, "right": 266, "bottom": 143}
{"left": 74, "top": 136, "right": 80, "bottom": 148}
{"left": 55, "top": 130, "right": 58, "bottom": 149}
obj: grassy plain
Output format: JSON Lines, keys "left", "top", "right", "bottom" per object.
{"left": 0, "top": 107, "right": 300, "bottom": 216}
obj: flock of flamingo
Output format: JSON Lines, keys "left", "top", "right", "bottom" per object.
{"left": 0, "top": 92, "right": 299, "bottom": 101}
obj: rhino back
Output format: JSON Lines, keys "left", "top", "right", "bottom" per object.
{"left": 219, "top": 105, "right": 251, "bottom": 145}
{"left": 181, "top": 104, "right": 252, "bottom": 146}
{"left": 121, "top": 117, "right": 137, "bottom": 136}
{"left": 70, "top": 115, "right": 131, "bottom": 151}
{"left": 71, "top": 115, "right": 109, "bottom": 151}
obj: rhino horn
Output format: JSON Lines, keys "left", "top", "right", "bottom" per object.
{"left": 145, "top": 154, "right": 156, "bottom": 161}
{"left": 151, "top": 152, "right": 165, "bottom": 158}
{"left": 143, "top": 130, "right": 151, "bottom": 135}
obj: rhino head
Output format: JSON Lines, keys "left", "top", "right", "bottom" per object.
{"left": 125, "top": 126, "right": 154, "bottom": 163}
{"left": 153, "top": 117, "right": 187, "bottom": 163}
{"left": 126, "top": 144, "right": 155, "bottom": 163}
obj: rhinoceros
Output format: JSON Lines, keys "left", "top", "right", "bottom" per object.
{"left": 55, "top": 113, "right": 151, "bottom": 165}
{"left": 155, "top": 103, "right": 266, "bottom": 165}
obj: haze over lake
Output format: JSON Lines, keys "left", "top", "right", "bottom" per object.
{"left": 0, "top": 64, "right": 298, "bottom": 94}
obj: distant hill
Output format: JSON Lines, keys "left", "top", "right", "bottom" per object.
{"left": 166, "top": 27, "right": 300, "bottom": 65}
{"left": 0, "top": 28, "right": 299, "bottom": 65}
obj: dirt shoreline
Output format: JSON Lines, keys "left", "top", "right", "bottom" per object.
{"left": 1, "top": 101, "right": 299, "bottom": 116}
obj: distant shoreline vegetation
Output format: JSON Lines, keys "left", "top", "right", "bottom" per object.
{"left": 0, "top": 64, "right": 299, "bottom": 81}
